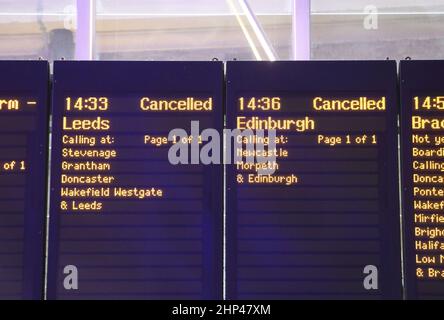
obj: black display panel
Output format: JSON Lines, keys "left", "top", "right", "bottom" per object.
{"left": 47, "top": 61, "right": 223, "bottom": 299}
{"left": 400, "top": 60, "right": 444, "bottom": 299}
{"left": 226, "top": 61, "right": 402, "bottom": 299}
{"left": 0, "top": 61, "right": 49, "bottom": 299}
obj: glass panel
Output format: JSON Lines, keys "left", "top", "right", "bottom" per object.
{"left": 250, "top": 0, "right": 292, "bottom": 60}
{"left": 312, "top": 0, "right": 444, "bottom": 13}
{"left": 0, "top": 0, "right": 76, "bottom": 61}
{"left": 96, "top": 0, "right": 292, "bottom": 61}
{"left": 311, "top": 0, "right": 444, "bottom": 60}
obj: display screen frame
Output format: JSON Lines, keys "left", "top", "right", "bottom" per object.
{"left": 225, "top": 60, "right": 402, "bottom": 300}
{"left": 400, "top": 60, "right": 444, "bottom": 300}
{"left": 47, "top": 61, "right": 224, "bottom": 300}
{"left": 0, "top": 60, "right": 50, "bottom": 300}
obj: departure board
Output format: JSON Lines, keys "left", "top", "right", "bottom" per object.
{"left": 0, "top": 61, "right": 49, "bottom": 299}
{"left": 400, "top": 60, "right": 444, "bottom": 299}
{"left": 47, "top": 61, "right": 223, "bottom": 300}
{"left": 226, "top": 61, "right": 402, "bottom": 299}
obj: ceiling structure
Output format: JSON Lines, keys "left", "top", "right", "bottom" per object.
{"left": 0, "top": 1, "right": 443, "bottom": 60}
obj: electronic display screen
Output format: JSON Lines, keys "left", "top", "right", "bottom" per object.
{"left": 0, "top": 61, "right": 49, "bottom": 299}
{"left": 47, "top": 61, "right": 223, "bottom": 300}
{"left": 400, "top": 60, "right": 444, "bottom": 299}
{"left": 226, "top": 61, "right": 402, "bottom": 299}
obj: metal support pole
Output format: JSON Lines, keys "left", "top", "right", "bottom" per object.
{"left": 292, "top": 0, "right": 310, "bottom": 60}
{"left": 75, "top": 0, "right": 96, "bottom": 60}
